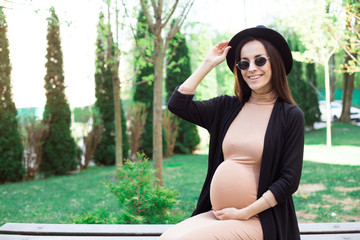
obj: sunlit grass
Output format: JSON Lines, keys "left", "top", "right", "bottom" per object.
{"left": 0, "top": 123, "right": 359, "bottom": 225}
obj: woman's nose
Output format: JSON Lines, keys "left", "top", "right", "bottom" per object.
{"left": 248, "top": 61, "right": 257, "bottom": 71}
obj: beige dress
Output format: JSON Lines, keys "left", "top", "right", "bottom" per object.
{"left": 160, "top": 89, "right": 277, "bottom": 240}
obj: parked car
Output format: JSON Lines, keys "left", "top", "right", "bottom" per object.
{"left": 319, "top": 100, "right": 360, "bottom": 123}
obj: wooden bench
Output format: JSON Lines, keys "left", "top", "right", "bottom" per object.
{"left": 0, "top": 222, "right": 359, "bottom": 239}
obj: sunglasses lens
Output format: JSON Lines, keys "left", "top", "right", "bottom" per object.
{"left": 255, "top": 57, "right": 267, "bottom": 67}
{"left": 238, "top": 61, "right": 249, "bottom": 70}
{"left": 237, "top": 57, "right": 269, "bottom": 70}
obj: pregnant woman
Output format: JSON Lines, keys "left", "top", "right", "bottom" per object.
{"left": 160, "top": 26, "right": 304, "bottom": 240}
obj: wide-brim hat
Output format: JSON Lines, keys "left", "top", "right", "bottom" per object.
{"left": 226, "top": 25, "right": 293, "bottom": 75}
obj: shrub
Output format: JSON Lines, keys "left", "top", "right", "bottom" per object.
{"left": 71, "top": 154, "right": 183, "bottom": 224}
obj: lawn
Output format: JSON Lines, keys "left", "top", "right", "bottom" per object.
{"left": 305, "top": 122, "right": 360, "bottom": 146}
{"left": 0, "top": 123, "right": 359, "bottom": 225}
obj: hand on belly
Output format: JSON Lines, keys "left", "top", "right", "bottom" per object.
{"left": 213, "top": 207, "right": 251, "bottom": 221}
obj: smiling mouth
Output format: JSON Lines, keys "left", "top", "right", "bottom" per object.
{"left": 249, "top": 75, "right": 261, "bottom": 80}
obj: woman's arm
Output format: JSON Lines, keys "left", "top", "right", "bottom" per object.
{"left": 167, "top": 41, "right": 232, "bottom": 130}
{"left": 178, "top": 40, "right": 231, "bottom": 94}
{"left": 213, "top": 190, "right": 277, "bottom": 220}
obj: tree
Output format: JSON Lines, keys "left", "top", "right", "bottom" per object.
{"left": 305, "top": 63, "right": 321, "bottom": 127}
{"left": 136, "top": 0, "right": 195, "bottom": 185}
{"left": 338, "top": 2, "right": 360, "bottom": 122}
{"left": 105, "top": 1, "right": 128, "bottom": 167}
{"left": 287, "top": 35, "right": 320, "bottom": 128}
{"left": 187, "top": 26, "right": 218, "bottom": 100}
{"left": 165, "top": 26, "right": 200, "bottom": 154}
{"left": 41, "top": 7, "right": 78, "bottom": 175}
{"left": 133, "top": 9, "right": 155, "bottom": 157}
{"left": 276, "top": 0, "right": 342, "bottom": 146}
{"left": 0, "top": 7, "right": 25, "bottom": 183}
{"left": 94, "top": 12, "right": 128, "bottom": 166}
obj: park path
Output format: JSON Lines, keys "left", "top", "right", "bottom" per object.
{"left": 303, "top": 145, "right": 360, "bottom": 166}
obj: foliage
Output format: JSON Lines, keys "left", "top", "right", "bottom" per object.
{"left": 188, "top": 26, "right": 218, "bottom": 100}
{"left": 82, "top": 108, "right": 102, "bottom": 170}
{"left": 126, "top": 101, "right": 147, "bottom": 160}
{"left": 163, "top": 109, "right": 179, "bottom": 157}
{"left": 329, "top": 1, "right": 360, "bottom": 74}
{"left": 41, "top": 7, "right": 78, "bottom": 176}
{"left": 287, "top": 35, "right": 321, "bottom": 128}
{"left": 133, "top": 9, "right": 155, "bottom": 157}
{"left": 72, "top": 154, "right": 183, "bottom": 224}
{"left": 94, "top": 12, "right": 128, "bottom": 165}
{"left": 165, "top": 25, "right": 200, "bottom": 154}
{"left": 73, "top": 106, "right": 92, "bottom": 123}
{"left": 213, "top": 31, "right": 236, "bottom": 96}
{"left": 71, "top": 208, "right": 116, "bottom": 224}
{"left": 18, "top": 116, "right": 49, "bottom": 180}
{"left": 0, "top": 7, "right": 25, "bottom": 183}
{"left": 305, "top": 63, "right": 321, "bottom": 126}
{"left": 105, "top": 154, "right": 182, "bottom": 223}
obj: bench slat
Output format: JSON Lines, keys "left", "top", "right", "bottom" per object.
{"left": 1, "top": 234, "right": 360, "bottom": 240}
{"left": 0, "top": 235, "right": 159, "bottom": 240}
{"left": 299, "top": 222, "right": 360, "bottom": 234}
{"left": 1, "top": 222, "right": 360, "bottom": 240}
{"left": 0, "top": 223, "right": 172, "bottom": 236}
{"left": 301, "top": 233, "right": 360, "bottom": 240}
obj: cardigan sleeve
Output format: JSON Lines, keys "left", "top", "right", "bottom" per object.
{"left": 167, "top": 87, "right": 227, "bottom": 131}
{"left": 269, "top": 105, "right": 304, "bottom": 204}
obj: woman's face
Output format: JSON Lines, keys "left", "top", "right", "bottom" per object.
{"left": 239, "top": 40, "right": 272, "bottom": 94}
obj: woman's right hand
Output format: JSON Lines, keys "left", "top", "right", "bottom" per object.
{"left": 178, "top": 40, "right": 231, "bottom": 91}
{"left": 204, "top": 40, "right": 231, "bottom": 67}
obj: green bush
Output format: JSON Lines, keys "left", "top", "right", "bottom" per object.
{"left": 0, "top": 8, "right": 25, "bottom": 183}
{"left": 71, "top": 154, "right": 183, "bottom": 224}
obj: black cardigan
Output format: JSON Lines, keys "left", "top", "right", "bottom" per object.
{"left": 168, "top": 88, "right": 304, "bottom": 240}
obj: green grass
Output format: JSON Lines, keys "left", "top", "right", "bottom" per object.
{"left": 0, "top": 166, "right": 119, "bottom": 225}
{"left": 0, "top": 123, "right": 359, "bottom": 225}
{"left": 1, "top": 155, "right": 359, "bottom": 225}
{"left": 305, "top": 122, "right": 360, "bottom": 146}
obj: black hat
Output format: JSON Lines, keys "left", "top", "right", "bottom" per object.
{"left": 226, "top": 25, "right": 293, "bottom": 75}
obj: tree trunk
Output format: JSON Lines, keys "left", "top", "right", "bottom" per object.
{"left": 339, "top": 54, "right": 355, "bottom": 122}
{"left": 153, "top": 35, "right": 165, "bottom": 186}
{"left": 329, "top": 54, "right": 335, "bottom": 102}
{"left": 324, "top": 61, "right": 332, "bottom": 147}
{"left": 107, "top": 3, "right": 123, "bottom": 168}
{"left": 113, "top": 74, "right": 123, "bottom": 166}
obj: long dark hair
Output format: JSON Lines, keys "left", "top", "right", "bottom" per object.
{"left": 233, "top": 37, "right": 295, "bottom": 105}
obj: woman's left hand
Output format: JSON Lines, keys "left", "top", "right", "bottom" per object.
{"left": 213, "top": 207, "right": 251, "bottom": 221}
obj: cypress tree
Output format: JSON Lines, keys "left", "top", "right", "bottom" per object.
{"left": 0, "top": 7, "right": 25, "bottom": 183}
{"left": 288, "top": 59, "right": 307, "bottom": 111}
{"left": 94, "top": 13, "right": 128, "bottom": 165}
{"left": 166, "top": 27, "right": 200, "bottom": 154}
{"left": 133, "top": 10, "right": 155, "bottom": 157}
{"left": 304, "top": 63, "right": 321, "bottom": 127}
{"left": 41, "top": 7, "right": 78, "bottom": 175}
{"left": 287, "top": 35, "right": 320, "bottom": 128}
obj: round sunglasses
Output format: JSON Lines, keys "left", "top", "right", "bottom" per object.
{"left": 236, "top": 57, "right": 270, "bottom": 70}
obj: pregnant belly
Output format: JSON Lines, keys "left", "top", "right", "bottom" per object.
{"left": 210, "top": 160, "right": 259, "bottom": 211}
